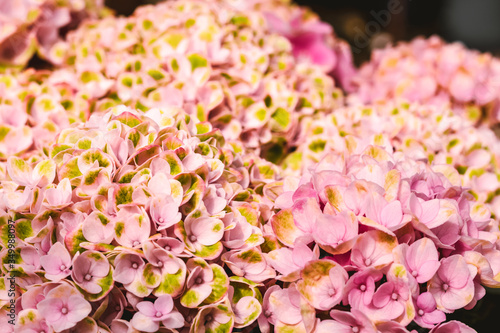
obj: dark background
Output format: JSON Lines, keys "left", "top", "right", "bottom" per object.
{"left": 104, "top": 1, "right": 500, "bottom": 331}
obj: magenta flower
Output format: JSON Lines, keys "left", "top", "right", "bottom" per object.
{"left": 37, "top": 284, "right": 92, "bottom": 332}
{"left": 371, "top": 281, "right": 410, "bottom": 320}
{"left": 428, "top": 255, "right": 476, "bottom": 312}
{"left": 39, "top": 242, "right": 72, "bottom": 282}
{"left": 131, "top": 295, "right": 184, "bottom": 332}
{"left": 430, "top": 320, "right": 477, "bottom": 333}
{"left": 343, "top": 268, "right": 383, "bottom": 311}
{"left": 414, "top": 292, "right": 446, "bottom": 329}
{"left": 263, "top": 8, "right": 336, "bottom": 72}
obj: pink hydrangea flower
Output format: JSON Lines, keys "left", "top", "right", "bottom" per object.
{"left": 36, "top": 284, "right": 92, "bottom": 332}
{"left": 428, "top": 255, "right": 476, "bottom": 312}
{"left": 130, "top": 295, "right": 184, "bottom": 332}
{"left": 39, "top": 242, "right": 72, "bottom": 282}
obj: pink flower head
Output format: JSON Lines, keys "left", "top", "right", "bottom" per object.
{"left": 131, "top": 295, "right": 184, "bottom": 332}
{"left": 343, "top": 268, "right": 383, "bottom": 311}
{"left": 394, "top": 237, "right": 441, "bottom": 283}
{"left": 150, "top": 196, "right": 182, "bottom": 230}
{"left": 222, "top": 249, "right": 276, "bottom": 282}
{"left": 313, "top": 211, "right": 358, "bottom": 251}
{"left": 184, "top": 216, "right": 224, "bottom": 251}
{"left": 71, "top": 250, "right": 111, "bottom": 294}
{"left": 143, "top": 245, "right": 181, "bottom": 275}
{"left": 264, "top": 8, "right": 336, "bottom": 72}
{"left": 194, "top": 305, "right": 232, "bottom": 333}
{"left": 371, "top": 280, "right": 410, "bottom": 320}
{"left": 37, "top": 284, "right": 92, "bottom": 332}
{"left": 430, "top": 320, "right": 477, "bottom": 333}
{"left": 155, "top": 237, "right": 185, "bottom": 256}
{"left": 184, "top": 259, "right": 215, "bottom": 307}
{"left": 43, "top": 177, "right": 73, "bottom": 209}
{"left": 112, "top": 252, "right": 145, "bottom": 286}
{"left": 39, "top": 242, "right": 72, "bottom": 282}
{"left": 351, "top": 230, "right": 397, "bottom": 270}
{"left": 315, "top": 309, "right": 376, "bottom": 333}
{"left": 266, "top": 285, "right": 302, "bottom": 326}
{"left": 414, "top": 292, "right": 446, "bottom": 329}
{"left": 428, "top": 255, "right": 476, "bottom": 312}
{"left": 267, "top": 241, "right": 319, "bottom": 278}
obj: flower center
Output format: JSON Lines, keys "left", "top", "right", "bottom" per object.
{"left": 84, "top": 274, "right": 92, "bottom": 281}
{"left": 132, "top": 262, "right": 139, "bottom": 269}
{"left": 352, "top": 327, "right": 359, "bottom": 333}
{"left": 61, "top": 307, "right": 68, "bottom": 315}
{"left": 265, "top": 310, "right": 272, "bottom": 318}
{"left": 391, "top": 293, "right": 398, "bottom": 301}
{"left": 195, "top": 277, "right": 203, "bottom": 285}
{"left": 442, "top": 283, "right": 449, "bottom": 291}
{"left": 364, "top": 258, "right": 372, "bottom": 266}
{"left": 418, "top": 309, "right": 425, "bottom": 316}
{"left": 165, "top": 246, "right": 171, "bottom": 251}
{"left": 133, "top": 241, "right": 140, "bottom": 247}
{"left": 328, "top": 288, "right": 336, "bottom": 297}
{"left": 158, "top": 217, "right": 164, "bottom": 223}
{"left": 205, "top": 315, "right": 213, "bottom": 323}
{"left": 157, "top": 261, "right": 163, "bottom": 267}
{"left": 155, "top": 311, "right": 162, "bottom": 318}
{"left": 60, "top": 264, "right": 66, "bottom": 271}
{"left": 411, "top": 270, "right": 418, "bottom": 277}
{"left": 189, "top": 235, "right": 197, "bottom": 242}
{"left": 359, "top": 284, "right": 366, "bottom": 291}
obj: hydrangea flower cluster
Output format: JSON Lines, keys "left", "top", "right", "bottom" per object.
{"left": 349, "top": 36, "right": 500, "bottom": 125}
{"left": 2, "top": 105, "right": 279, "bottom": 332}
{"left": 285, "top": 102, "right": 500, "bottom": 219}
{"left": 223, "top": 0, "right": 357, "bottom": 91}
{"left": 46, "top": 0, "right": 345, "bottom": 158}
{"left": 0, "top": 68, "right": 93, "bottom": 158}
{"left": 1, "top": 0, "right": 500, "bottom": 332}
{"left": 0, "top": 0, "right": 108, "bottom": 68}
{"left": 261, "top": 146, "right": 500, "bottom": 332}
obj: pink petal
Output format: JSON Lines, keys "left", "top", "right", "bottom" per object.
{"left": 155, "top": 295, "right": 174, "bottom": 314}
{"left": 162, "top": 310, "right": 185, "bottom": 329}
{"left": 137, "top": 301, "right": 156, "bottom": 317}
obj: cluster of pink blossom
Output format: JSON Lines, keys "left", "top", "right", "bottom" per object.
{"left": 0, "top": 68, "right": 95, "bottom": 158}
{"left": 0, "top": 0, "right": 108, "bottom": 68}
{"left": 285, "top": 102, "right": 500, "bottom": 219}
{"left": 349, "top": 36, "right": 500, "bottom": 125}
{"left": 1, "top": 106, "right": 279, "bottom": 332}
{"left": 1, "top": 0, "right": 500, "bottom": 332}
{"left": 47, "top": 0, "right": 344, "bottom": 157}
{"left": 223, "top": 0, "right": 357, "bottom": 91}
{"left": 261, "top": 146, "right": 499, "bottom": 332}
